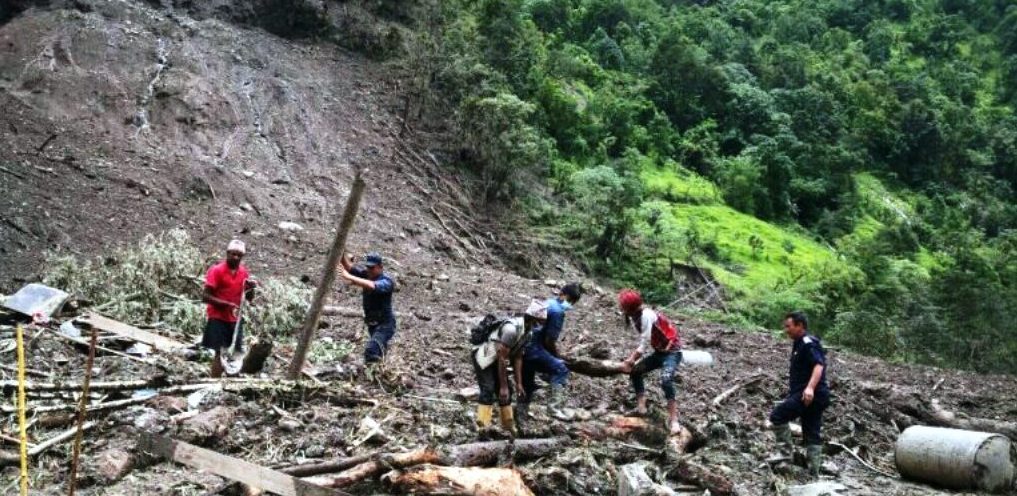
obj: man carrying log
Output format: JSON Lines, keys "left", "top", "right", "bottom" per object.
{"left": 769, "top": 311, "right": 830, "bottom": 477}
{"left": 617, "top": 289, "right": 683, "bottom": 433}
{"left": 338, "top": 252, "right": 396, "bottom": 364}
{"left": 472, "top": 300, "right": 548, "bottom": 435}
{"left": 517, "top": 283, "right": 583, "bottom": 420}
{"left": 201, "top": 240, "right": 257, "bottom": 378}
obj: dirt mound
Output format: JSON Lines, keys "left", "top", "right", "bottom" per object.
{"left": 1, "top": 3, "right": 1016, "bottom": 496}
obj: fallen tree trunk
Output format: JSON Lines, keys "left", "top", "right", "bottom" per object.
{"left": 441, "top": 437, "right": 568, "bottom": 467}
{"left": 281, "top": 453, "right": 376, "bottom": 477}
{"left": 565, "top": 357, "right": 626, "bottom": 377}
{"left": 382, "top": 464, "right": 534, "bottom": 496}
{"left": 304, "top": 448, "right": 441, "bottom": 488}
{"left": 929, "top": 399, "right": 1017, "bottom": 441}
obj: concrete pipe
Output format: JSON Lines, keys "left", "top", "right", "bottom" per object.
{"left": 681, "top": 350, "right": 714, "bottom": 367}
{"left": 895, "top": 425, "right": 1015, "bottom": 493}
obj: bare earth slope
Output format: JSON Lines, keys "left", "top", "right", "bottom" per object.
{"left": 1, "top": 3, "right": 1016, "bottom": 495}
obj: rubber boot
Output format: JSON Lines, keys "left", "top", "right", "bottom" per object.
{"left": 499, "top": 405, "right": 515, "bottom": 434}
{"left": 767, "top": 423, "right": 794, "bottom": 464}
{"left": 476, "top": 404, "right": 494, "bottom": 429}
{"left": 549, "top": 383, "right": 565, "bottom": 408}
{"left": 806, "top": 444, "right": 823, "bottom": 477}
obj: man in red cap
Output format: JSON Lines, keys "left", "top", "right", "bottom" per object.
{"left": 201, "top": 239, "right": 257, "bottom": 377}
{"left": 617, "top": 289, "right": 683, "bottom": 433}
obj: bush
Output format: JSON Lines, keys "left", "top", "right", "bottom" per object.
{"left": 43, "top": 229, "right": 311, "bottom": 340}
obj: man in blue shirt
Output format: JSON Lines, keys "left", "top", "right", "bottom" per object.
{"left": 769, "top": 311, "right": 831, "bottom": 477}
{"left": 516, "top": 282, "right": 583, "bottom": 425}
{"left": 338, "top": 252, "right": 396, "bottom": 364}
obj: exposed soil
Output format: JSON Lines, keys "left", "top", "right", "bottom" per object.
{"left": 1, "top": 2, "right": 1016, "bottom": 495}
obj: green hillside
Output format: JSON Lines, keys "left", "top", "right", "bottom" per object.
{"left": 396, "top": 0, "right": 1017, "bottom": 373}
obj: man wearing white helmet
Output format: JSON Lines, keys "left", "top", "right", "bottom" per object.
{"left": 471, "top": 299, "right": 548, "bottom": 435}
{"left": 201, "top": 239, "right": 257, "bottom": 377}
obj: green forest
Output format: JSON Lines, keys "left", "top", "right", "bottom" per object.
{"left": 393, "top": 0, "right": 1017, "bottom": 374}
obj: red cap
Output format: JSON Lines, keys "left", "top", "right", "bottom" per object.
{"left": 618, "top": 289, "right": 643, "bottom": 315}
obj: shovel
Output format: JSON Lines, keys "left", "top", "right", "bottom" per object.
{"left": 220, "top": 290, "right": 247, "bottom": 376}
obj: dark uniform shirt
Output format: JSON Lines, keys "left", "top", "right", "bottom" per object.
{"left": 350, "top": 267, "right": 395, "bottom": 323}
{"left": 789, "top": 334, "right": 829, "bottom": 395}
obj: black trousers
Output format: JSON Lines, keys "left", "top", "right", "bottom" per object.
{"left": 473, "top": 351, "right": 513, "bottom": 406}
{"left": 769, "top": 392, "right": 830, "bottom": 445}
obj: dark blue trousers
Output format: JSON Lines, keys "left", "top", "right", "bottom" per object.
{"left": 364, "top": 319, "right": 396, "bottom": 362}
{"left": 520, "top": 346, "right": 569, "bottom": 399}
{"left": 630, "top": 350, "right": 681, "bottom": 400}
{"left": 769, "top": 392, "right": 830, "bottom": 445}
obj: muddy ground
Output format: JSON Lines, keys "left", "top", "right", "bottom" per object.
{"left": 1, "top": 2, "right": 1016, "bottom": 495}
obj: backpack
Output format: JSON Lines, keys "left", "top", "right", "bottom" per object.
{"left": 650, "top": 311, "right": 681, "bottom": 352}
{"left": 469, "top": 314, "right": 510, "bottom": 346}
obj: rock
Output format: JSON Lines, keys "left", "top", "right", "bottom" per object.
{"left": 92, "top": 448, "right": 135, "bottom": 483}
{"left": 278, "top": 221, "right": 304, "bottom": 232}
{"left": 304, "top": 445, "right": 326, "bottom": 458}
{"left": 131, "top": 408, "right": 170, "bottom": 432}
{"left": 278, "top": 418, "right": 302, "bottom": 432}
{"left": 618, "top": 462, "right": 676, "bottom": 496}
{"left": 787, "top": 482, "right": 848, "bottom": 496}
{"left": 456, "top": 386, "right": 480, "bottom": 402}
{"left": 544, "top": 279, "right": 559, "bottom": 288}
{"left": 147, "top": 395, "right": 188, "bottom": 414}
{"left": 181, "top": 406, "right": 235, "bottom": 443}
{"left": 436, "top": 273, "right": 450, "bottom": 281}
{"left": 458, "top": 302, "right": 471, "bottom": 312}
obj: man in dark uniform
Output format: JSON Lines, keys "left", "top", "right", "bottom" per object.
{"left": 769, "top": 311, "right": 831, "bottom": 477}
{"left": 338, "top": 252, "right": 396, "bottom": 363}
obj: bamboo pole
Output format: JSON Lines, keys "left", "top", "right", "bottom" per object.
{"left": 67, "top": 323, "right": 97, "bottom": 496}
{"left": 287, "top": 170, "right": 366, "bottom": 380}
{"left": 16, "top": 324, "right": 29, "bottom": 496}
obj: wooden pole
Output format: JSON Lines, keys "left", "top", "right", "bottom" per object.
{"left": 287, "top": 171, "right": 366, "bottom": 380}
{"left": 16, "top": 324, "right": 29, "bottom": 496}
{"left": 67, "top": 323, "right": 97, "bottom": 496}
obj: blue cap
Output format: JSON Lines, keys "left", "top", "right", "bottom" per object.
{"left": 363, "top": 252, "right": 383, "bottom": 267}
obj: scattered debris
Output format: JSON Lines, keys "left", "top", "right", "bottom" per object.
{"left": 3, "top": 283, "right": 69, "bottom": 317}
{"left": 137, "top": 433, "right": 338, "bottom": 496}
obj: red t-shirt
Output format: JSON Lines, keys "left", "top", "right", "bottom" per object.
{"left": 204, "top": 261, "right": 249, "bottom": 323}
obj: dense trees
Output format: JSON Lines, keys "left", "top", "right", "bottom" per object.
{"left": 402, "top": 0, "right": 1017, "bottom": 373}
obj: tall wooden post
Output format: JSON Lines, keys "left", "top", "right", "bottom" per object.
{"left": 67, "top": 322, "right": 97, "bottom": 496}
{"left": 287, "top": 171, "right": 366, "bottom": 379}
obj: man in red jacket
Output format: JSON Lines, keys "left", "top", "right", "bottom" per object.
{"left": 201, "top": 239, "right": 256, "bottom": 377}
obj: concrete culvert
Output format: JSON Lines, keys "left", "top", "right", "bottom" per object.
{"left": 895, "top": 425, "right": 1015, "bottom": 493}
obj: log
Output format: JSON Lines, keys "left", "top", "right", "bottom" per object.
{"left": 672, "top": 458, "right": 733, "bottom": 495}
{"left": 137, "top": 432, "right": 341, "bottom": 496}
{"left": 382, "top": 464, "right": 534, "bottom": 496}
{"left": 240, "top": 340, "right": 273, "bottom": 375}
{"left": 281, "top": 453, "right": 376, "bottom": 477}
{"left": 929, "top": 399, "right": 1017, "bottom": 441}
{"left": 565, "top": 357, "right": 626, "bottom": 377}
{"left": 711, "top": 374, "right": 763, "bottom": 407}
{"left": 304, "top": 448, "right": 441, "bottom": 488}
{"left": 288, "top": 171, "right": 365, "bottom": 380}
{"left": 441, "top": 437, "right": 567, "bottom": 467}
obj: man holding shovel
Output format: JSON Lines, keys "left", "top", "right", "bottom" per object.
{"left": 201, "top": 239, "right": 257, "bottom": 378}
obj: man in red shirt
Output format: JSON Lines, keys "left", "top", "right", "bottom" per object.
{"left": 201, "top": 239, "right": 256, "bottom": 377}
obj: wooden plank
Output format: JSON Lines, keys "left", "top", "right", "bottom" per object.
{"left": 137, "top": 433, "right": 340, "bottom": 496}
{"left": 79, "top": 313, "right": 188, "bottom": 352}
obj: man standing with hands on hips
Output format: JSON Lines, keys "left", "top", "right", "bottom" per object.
{"left": 338, "top": 252, "right": 396, "bottom": 364}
